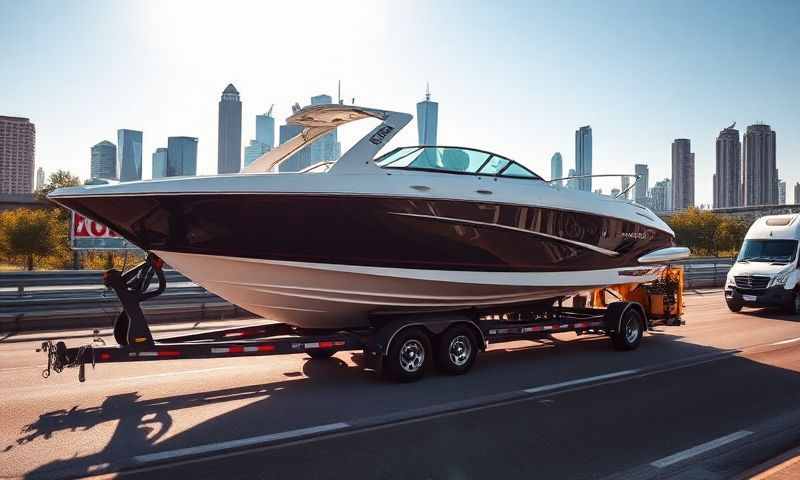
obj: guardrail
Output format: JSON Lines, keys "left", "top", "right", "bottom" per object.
{"left": 0, "top": 269, "right": 190, "bottom": 296}
{"left": 676, "top": 257, "right": 734, "bottom": 289}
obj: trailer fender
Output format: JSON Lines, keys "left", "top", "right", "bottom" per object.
{"left": 365, "top": 312, "right": 484, "bottom": 373}
{"left": 604, "top": 301, "right": 648, "bottom": 333}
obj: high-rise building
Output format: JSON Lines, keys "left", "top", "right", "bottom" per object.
{"left": 35, "top": 166, "right": 45, "bottom": 191}
{"left": 244, "top": 140, "right": 270, "bottom": 168}
{"left": 277, "top": 123, "right": 309, "bottom": 172}
{"left": 0, "top": 116, "right": 35, "bottom": 194}
{"left": 152, "top": 148, "right": 168, "bottom": 178}
{"left": 634, "top": 164, "right": 649, "bottom": 203}
{"left": 566, "top": 168, "right": 579, "bottom": 190}
{"left": 671, "top": 139, "right": 694, "bottom": 210}
{"left": 308, "top": 94, "right": 341, "bottom": 164}
{"left": 217, "top": 83, "right": 242, "bottom": 174}
{"left": 742, "top": 124, "right": 777, "bottom": 206}
{"left": 416, "top": 85, "right": 438, "bottom": 145}
{"left": 167, "top": 136, "right": 198, "bottom": 176}
{"left": 117, "top": 129, "right": 143, "bottom": 182}
{"left": 256, "top": 109, "right": 275, "bottom": 149}
{"left": 778, "top": 180, "right": 786, "bottom": 205}
{"left": 243, "top": 107, "right": 276, "bottom": 168}
{"left": 90, "top": 140, "right": 117, "bottom": 180}
{"left": 795, "top": 183, "right": 800, "bottom": 204}
{"left": 713, "top": 123, "right": 741, "bottom": 208}
{"left": 575, "top": 126, "right": 592, "bottom": 191}
{"left": 550, "top": 152, "right": 563, "bottom": 185}
{"left": 620, "top": 175, "right": 630, "bottom": 200}
{"left": 650, "top": 178, "right": 673, "bottom": 212}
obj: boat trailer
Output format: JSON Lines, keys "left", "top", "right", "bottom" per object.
{"left": 39, "top": 254, "right": 684, "bottom": 383}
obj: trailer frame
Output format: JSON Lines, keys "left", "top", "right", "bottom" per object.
{"left": 39, "top": 254, "right": 682, "bottom": 383}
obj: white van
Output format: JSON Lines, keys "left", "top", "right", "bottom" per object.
{"left": 725, "top": 214, "right": 800, "bottom": 314}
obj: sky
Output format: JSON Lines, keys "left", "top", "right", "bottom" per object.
{"left": 1, "top": 0, "right": 799, "bottom": 204}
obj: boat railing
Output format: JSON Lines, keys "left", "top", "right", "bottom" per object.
{"left": 546, "top": 174, "right": 641, "bottom": 199}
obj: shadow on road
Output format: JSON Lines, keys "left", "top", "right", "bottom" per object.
{"left": 8, "top": 327, "right": 800, "bottom": 479}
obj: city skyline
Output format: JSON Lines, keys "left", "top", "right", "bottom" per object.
{"left": 2, "top": 1, "right": 800, "bottom": 202}
{"left": 217, "top": 83, "right": 242, "bottom": 174}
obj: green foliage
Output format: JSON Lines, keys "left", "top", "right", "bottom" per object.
{"left": 666, "top": 208, "right": 749, "bottom": 257}
{"left": 0, "top": 209, "right": 63, "bottom": 270}
{"left": 36, "top": 170, "right": 81, "bottom": 201}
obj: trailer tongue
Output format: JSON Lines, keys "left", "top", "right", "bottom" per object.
{"left": 38, "top": 254, "right": 684, "bottom": 383}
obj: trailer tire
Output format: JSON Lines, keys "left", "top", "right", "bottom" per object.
{"left": 385, "top": 327, "right": 431, "bottom": 382}
{"left": 113, "top": 312, "right": 129, "bottom": 346}
{"left": 611, "top": 308, "right": 644, "bottom": 351}
{"left": 307, "top": 349, "right": 336, "bottom": 359}
{"left": 436, "top": 325, "right": 478, "bottom": 375}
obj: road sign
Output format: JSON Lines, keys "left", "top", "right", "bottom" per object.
{"left": 71, "top": 211, "right": 138, "bottom": 250}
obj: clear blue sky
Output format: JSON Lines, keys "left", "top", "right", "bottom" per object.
{"left": 2, "top": 0, "right": 799, "bottom": 204}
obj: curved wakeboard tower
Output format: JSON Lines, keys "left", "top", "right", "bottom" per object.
{"left": 242, "top": 104, "right": 413, "bottom": 174}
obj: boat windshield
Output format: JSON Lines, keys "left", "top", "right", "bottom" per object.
{"left": 375, "top": 146, "right": 543, "bottom": 180}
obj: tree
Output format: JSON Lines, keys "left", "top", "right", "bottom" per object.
{"left": 0, "top": 209, "right": 60, "bottom": 270}
{"left": 666, "top": 208, "right": 749, "bottom": 257}
{"left": 36, "top": 170, "right": 80, "bottom": 202}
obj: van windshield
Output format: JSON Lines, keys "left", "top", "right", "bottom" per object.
{"left": 737, "top": 239, "right": 799, "bottom": 263}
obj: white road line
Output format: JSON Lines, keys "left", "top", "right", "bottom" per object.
{"left": 132, "top": 422, "right": 349, "bottom": 464}
{"left": 771, "top": 336, "right": 800, "bottom": 346}
{"left": 650, "top": 430, "right": 753, "bottom": 468}
{"left": 523, "top": 370, "right": 639, "bottom": 394}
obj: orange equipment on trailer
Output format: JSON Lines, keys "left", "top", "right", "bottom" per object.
{"left": 591, "top": 266, "right": 684, "bottom": 320}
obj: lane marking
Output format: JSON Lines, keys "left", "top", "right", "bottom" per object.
{"left": 771, "top": 336, "right": 800, "bottom": 346}
{"left": 523, "top": 370, "right": 639, "bottom": 394}
{"left": 132, "top": 422, "right": 350, "bottom": 464}
{"left": 650, "top": 430, "right": 753, "bottom": 468}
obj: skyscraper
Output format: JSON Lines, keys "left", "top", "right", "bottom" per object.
{"left": 0, "top": 116, "right": 35, "bottom": 194}
{"left": 217, "top": 83, "right": 242, "bottom": 174}
{"left": 416, "top": 85, "right": 438, "bottom": 145}
{"left": 634, "top": 163, "right": 649, "bottom": 203}
{"left": 778, "top": 180, "right": 786, "bottom": 205}
{"left": 620, "top": 175, "right": 630, "bottom": 200}
{"left": 795, "top": 183, "right": 800, "bottom": 204}
{"left": 90, "top": 140, "right": 117, "bottom": 180}
{"left": 256, "top": 108, "right": 275, "bottom": 149}
{"left": 36, "top": 166, "right": 45, "bottom": 191}
{"left": 550, "top": 152, "right": 563, "bottom": 185}
{"left": 742, "top": 123, "right": 777, "bottom": 206}
{"left": 566, "top": 168, "right": 579, "bottom": 190}
{"left": 117, "top": 129, "right": 143, "bottom": 182}
{"left": 713, "top": 123, "right": 741, "bottom": 208}
{"left": 167, "top": 136, "right": 198, "bottom": 176}
{"left": 671, "top": 139, "right": 694, "bottom": 210}
{"left": 575, "top": 126, "right": 592, "bottom": 191}
{"left": 243, "top": 107, "right": 276, "bottom": 168}
{"left": 152, "top": 148, "right": 168, "bottom": 178}
{"left": 308, "top": 94, "right": 341, "bottom": 164}
{"left": 277, "top": 123, "right": 309, "bottom": 172}
{"left": 650, "top": 178, "right": 673, "bottom": 212}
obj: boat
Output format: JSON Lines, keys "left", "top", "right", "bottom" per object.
{"left": 49, "top": 104, "right": 688, "bottom": 329}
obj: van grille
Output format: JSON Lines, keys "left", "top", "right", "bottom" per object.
{"left": 734, "top": 275, "right": 770, "bottom": 290}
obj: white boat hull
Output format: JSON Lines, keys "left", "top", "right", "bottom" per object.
{"left": 154, "top": 250, "right": 658, "bottom": 329}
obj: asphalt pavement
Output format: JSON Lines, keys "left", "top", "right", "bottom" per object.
{"left": 2, "top": 292, "right": 800, "bottom": 479}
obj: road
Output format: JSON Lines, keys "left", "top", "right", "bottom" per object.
{"left": 2, "top": 293, "right": 800, "bottom": 479}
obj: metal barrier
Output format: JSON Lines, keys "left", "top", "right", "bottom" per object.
{"left": 0, "top": 270, "right": 190, "bottom": 296}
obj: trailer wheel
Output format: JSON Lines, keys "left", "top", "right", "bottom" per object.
{"left": 611, "top": 308, "right": 644, "bottom": 351}
{"left": 113, "top": 312, "right": 129, "bottom": 346}
{"left": 386, "top": 327, "right": 431, "bottom": 382}
{"left": 307, "top": 349, "right": 336, "bottom": 359}
{"left": 436, "top": 325, "right": 478, "bottom": 375}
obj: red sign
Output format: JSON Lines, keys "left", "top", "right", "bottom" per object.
{"left": 72, "top": 212, "right": 120, "bottom": 238}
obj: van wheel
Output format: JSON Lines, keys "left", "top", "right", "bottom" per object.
{"left": 386, "top": 327, "right": 431, "bottom": 382}
{"left": 784, "top": 291, "right": 800, "bottom": 315}
{"left": 436, "top": 325, "right": 478, "bottom": 375}
{"left": 611, "top": 309, "right": 644, "bottom": 351}
{"left": 726, "top": 300, "right": 743, "bottom": 313}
